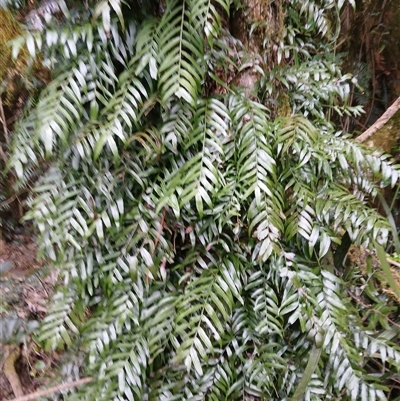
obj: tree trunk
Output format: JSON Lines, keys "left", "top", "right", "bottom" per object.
{"left": 229, "top": 0, "right": 285, "bottom": 97}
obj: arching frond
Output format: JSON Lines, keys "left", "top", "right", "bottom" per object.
{"left": 4, "top": 0, "right": 400, "bottom": 400}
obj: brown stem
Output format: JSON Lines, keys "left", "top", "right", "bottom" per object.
{"left": 387, "top": 257, "right": 400, "bottom": 270}
{"left": 0, "top": 97, "right": 8, "bottom": 144}
{"left": 0, "top": 189, "right": 26, "bottom": 209}
{"left": 355, "top": 96, "right": 400, "bottom": 143}
{"left": 0, "top": 144, "right": 8, "bottom": 164}
{"left": 10, "top": 377, "right": 93, "bottom": 401}
{"left": 4, "top": 345, "right": 24, "bottom": 398}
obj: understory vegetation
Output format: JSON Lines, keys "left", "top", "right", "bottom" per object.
{"left": 1, "top": 0, "right": 400, "bottom": 399}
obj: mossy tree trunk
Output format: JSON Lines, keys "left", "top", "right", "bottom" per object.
{"left": 229, "top": 0, "right": 284, "bottom": 98}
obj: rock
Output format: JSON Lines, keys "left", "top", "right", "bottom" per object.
{"left": 0, "top": 260, "right": 14, "bottom": 275}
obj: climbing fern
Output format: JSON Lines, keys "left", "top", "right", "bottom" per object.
{"left": 3, "top": 0, "right": 400, "bottom": 400}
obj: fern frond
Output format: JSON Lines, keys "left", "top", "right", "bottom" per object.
{"left": 158, "top": 97, "right": 228, "bottom": 217}
{"left": 5, "top": 0, "right": 400, "bottom": 399}
{"left": 172, "top": 264, "right": 236, "bottom": 375}
{"left": 157, "top": 0, "right": 205, "bottom": 104}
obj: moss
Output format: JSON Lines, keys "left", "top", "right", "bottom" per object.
{"left": 0, "top": 9, "right": 23, "bottom": 79}
{"left": 366, "top": 111, "right": 400, "bottom": 154}
{"left": 0, "top": 9, "right": 26, "bottom": 105}
{"left": 0, "top": 9, "right": 51, "bottom": 109}
{"left": 277, "top": 93, "right": 291, "bottom": 117}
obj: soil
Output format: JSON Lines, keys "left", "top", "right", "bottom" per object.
{"left": 0, "top": 227, "right": 59, "bottom": 400}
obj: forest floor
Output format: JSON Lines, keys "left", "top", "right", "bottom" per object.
{"left": 0, "top": 230, "right": 59, "bottom": 400}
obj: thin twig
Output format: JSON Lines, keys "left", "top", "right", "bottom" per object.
{"left": 0, "top": 97, "right": 8, "bottom": 144}
{"left": 10, "top": 377, "right": 93, "bottom": 401}
{"left": 387, "top": 257, "right": 400, "bottom": 270}
{"left": 348, "top": 291, "right": 400, "bottom": 330}
{"left": 152, "top": 208, "right": 166, "bottom": 255}
{"left": 0, "top": 144, "right": 7, "bottom": 164}
{"left": 363, "top": 248, "right": 400, "bottom": 270}
{"left": 355, "top": 95, "right": 400, "bottom": 143}
{"left": 0, "top": 190, "right": 26, "bottom": 209}
{"left": 146, "top": 208, "right": 166, "bottom": 285}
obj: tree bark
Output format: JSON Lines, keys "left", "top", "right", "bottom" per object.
{"left": 230, "top": 0, "right": 285, "bottom": 96}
